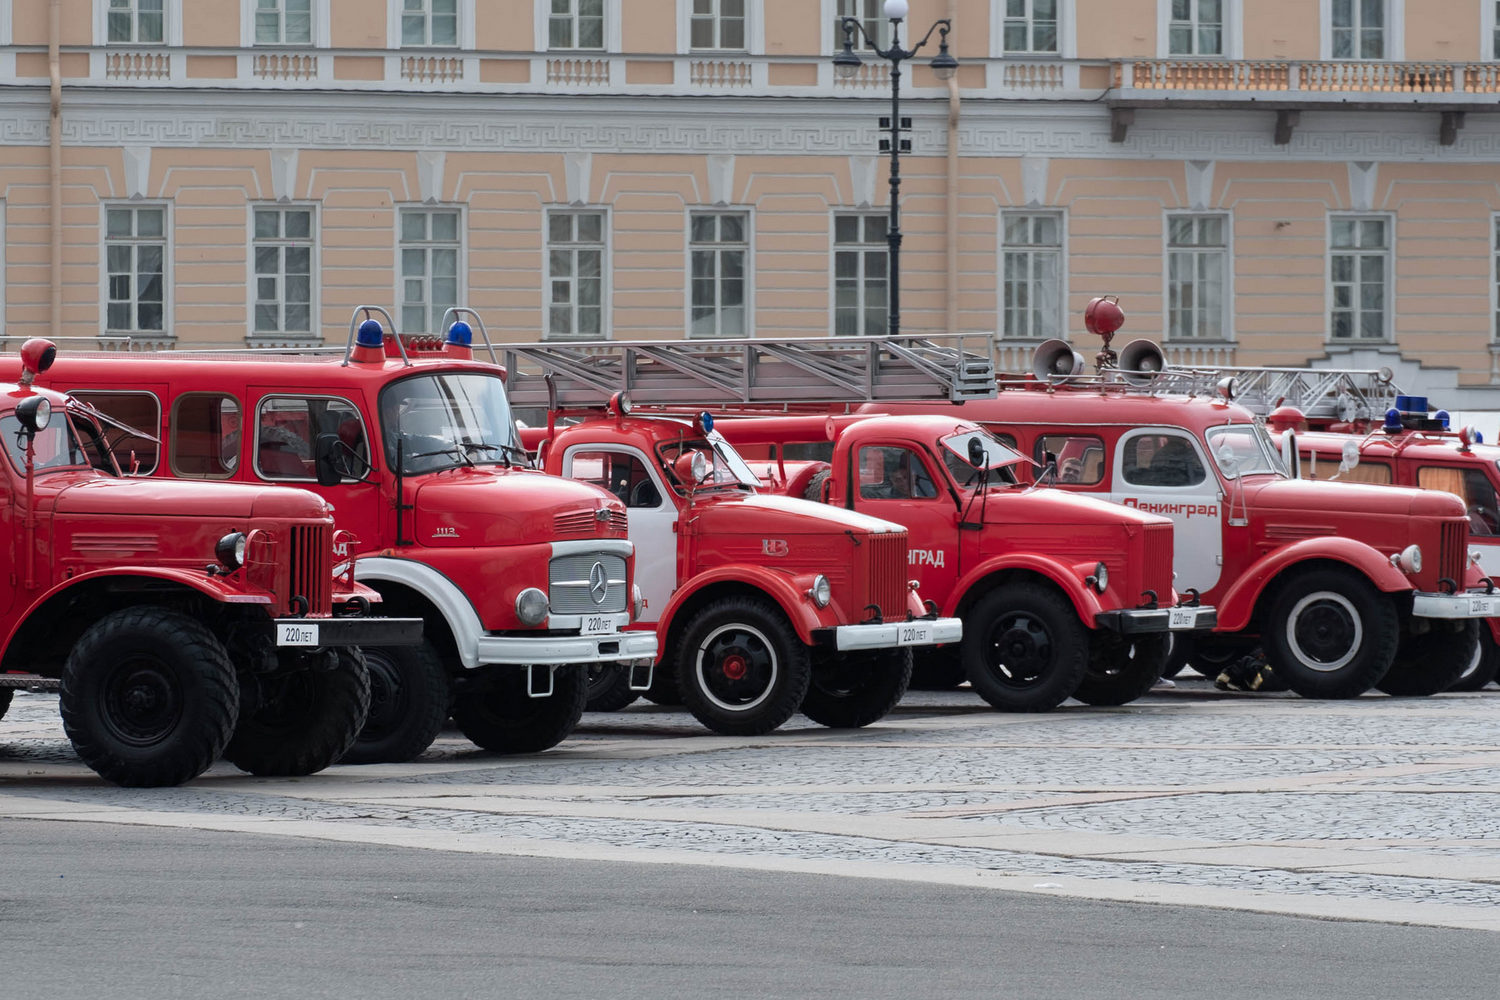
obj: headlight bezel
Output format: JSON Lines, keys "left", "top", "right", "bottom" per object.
{"left": 1086, "top": 560, "right": 1109, "bottom": 594}
{"left": 515, "top": 587, "right": 550, "bottom": 626}
{"left": 215, "top": 531, "right": 247, "bottom": 572}
{"left": 807, "top": 574, "right": 832, "bottom": 608}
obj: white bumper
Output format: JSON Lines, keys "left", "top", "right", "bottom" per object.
{"left": 832, "top": 616, "right": 964, "bottom": 652}
{"left": 1411, "top": 592, "right": 1500, "bottom": 620}
{"left": 475, "top": 627, "right": 659, "bottom": 667}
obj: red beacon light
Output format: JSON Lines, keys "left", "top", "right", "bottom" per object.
{"left": 1083, "top": 296, "right": 1126, "bottom": 369}
{"left": 18, "top": 338, "right": 57, "bottom": 387}
{"left": 351, "top": 318, "right": 386, "bottom": 364}
{"left": 1267, "top": 405, "right": 1307, "bottom": 433}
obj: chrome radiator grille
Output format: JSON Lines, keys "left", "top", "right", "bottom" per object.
{"left": 549, "top": 552, "right": 628, "bottom": 614}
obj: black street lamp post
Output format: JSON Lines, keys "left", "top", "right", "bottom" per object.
{"left": 833, "top": 0, "right": 957, "bottom": 337}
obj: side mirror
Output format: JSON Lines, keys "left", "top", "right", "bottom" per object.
{"left": 314, "top": 433, "right": 343, "bottom": 486}
{"left": 1279, "top": 431, "right": 1300, "bottom": 479}
{"left": 967, "top": 436, "right": 985, "bottom": 468}
{"left": 1338, "top": 438, "right": 1360, "bottom": 473}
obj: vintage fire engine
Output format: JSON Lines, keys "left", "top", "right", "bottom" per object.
{"left": 872, "top": 298, "right": 1496, "bottom": 699}
{"left": 7, "top": 309, "right": 656, "bottom": 764}
{"left": 0, "top": 339, "right": 421, "bottom": 786}
{"left": 502, "top": 336, "right": 966, "bottom": 736}
{"left": 715, "top": 412, "right": 1217, "bottom": 712}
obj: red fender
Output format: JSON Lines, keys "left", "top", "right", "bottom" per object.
{"left": 655, "top": 565, "right": 836, "bottom": 648}
{"left": 1212, "top": 536, "right": 1413, "bottom": 633}
{"left": 947, "top": 553, "right": 1105, "bottom": 626}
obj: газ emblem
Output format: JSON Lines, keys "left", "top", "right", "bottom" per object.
{"left": 589, "top": 561, "right": 609, "bottom": 604}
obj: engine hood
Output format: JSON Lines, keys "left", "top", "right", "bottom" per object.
{"left": 49, "top": 473, "right": 332, "bottom": 520}
{"left": 690, "top": 492, "right": 905, "bottom": 535}
{"left": 1249, "top": 477, "right": 1466, "bottom": 519}
{"left": 413, "top": 467, "right": 623, "bottom": 547}
{"left": 984, "top": 487, "right": 1175, "bottom": 528}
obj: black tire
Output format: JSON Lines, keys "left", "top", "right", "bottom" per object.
{"left": 1261, "top": 569, "right": 1398, "bottom": 699}
{"left": 339, "top": 642, "right": 450, "bottom": 764}
{"left": 585, "top": 664, "right": 641, "bottom": 713}
{"left": 641, "top": 658, "right": 683, "bottom": 706}
{"left": 0, "top": 687, "right": 12, "bottom": 722}
{"left": 909, "top": 646, "right": 967, "bottom": 690}
{"left": 675, "top": 596, "right": 811, "bottom": 736}
{"left": 451, "top": 664, "right": 587, "bottom": 753}
{"left": 226, "top": 647, "right": 372, "bottom": 776}
{"left": 1449, "top": 623, "right": 1500, "bottom": 691}
{"left": 802, "top": 469, "right": 831, "bottom": 503}
{"left": 962, "top": 584, "right": 1089, "bottom": 712}
{"left": 1376, "top": 621, "right": 1478, "bottom": 696}
{"left": 1161, "top": 634, "right": 1192, "bottom": 679}
{"left": 800, "top": 648, "right": 913, "bottom": 728}
{"left": 60, "top": 607, "right": 239, "bottom": 787}
{"left": 1073, "top": 632, "right": 1170, "bottom": 706}
{"left": 1189, "top": 637, "right": 1254, "bottom": 680}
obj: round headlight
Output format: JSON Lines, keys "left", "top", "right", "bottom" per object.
{"left": 16, "top": 395, "right": 51, "bottom": 433}
{"left": 515, "top": 587, "right": 550, "bottom": 626}
{"left": 215, "top": 531, "right": 247, "bottom": 571}
{"left": 808, "top": 574, "right": 832, "bottom": 608}
{"left": 1091, "top": 561, "right": 1109, "bottom": 594}
{"left": 690, "top": 450, "right": 708, "bottom": 482}
{"left": 631, "top": 583, "right": 645, "bottom": 620}
{"left": 1394, "top": 544, "right": 1422, "bottom": 575}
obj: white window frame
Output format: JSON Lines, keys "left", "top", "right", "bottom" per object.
{"left": 686, "top": 209, "right": 752, "bottom": 340}
{"left": 387, "top": 0, "right": 474, "bottom": 49}
{"left": 1491, "top": 213, "right": 1500, "bottom": 343}
{"left": 998, "top": 210, "right": 1066, "bottom": 341}
{"left": 545, "top": 207, "right": 610, "bottom": 342}
{"left": 1159, "top": 0, "right": 1239, "bottom": 58}
{"left": 1163, "top": 212, "right": 1232, "bottom": 341}
{"left": 989, "top": 0, "right": 1076, "bottom": 59}
{"left": 95, "top": 0, "right": 183, "bottom": 46}
{"left": 827, "top": 0, "right": 893, "bottom": 54}
{"left": 1327, "top": 213, "right": 1394, "bottom": 344}
{"left": 1320, "top": 0, "right": 1404, "bottom": 60}
{"left": 248, "top": 204, "right": 319, "bottom": 342}
{"left": 998, "top": 0, "right": 1060, "bottom": 55}
{"left": 678, "top": 0, "right": 764, "bottom": 54}
{"left": 396, "top": 205, "right": 466, "bottom": 335}
{"left": 253, "top": 393, "right": 369, "bottom": 483}
{"left": 539, "top": 0, "right": 619, "bottom": 52}
{"left": 243, "top": 0, "right": 329, "bottom": 47}
{"left": 101, "top": 202, "right": 172, "bottom": 339}
{"left": 1486, "top": 1, "right": 1500, "bottom": 60}
{"left": 830, "top": 212, "right": 889, "bottom": 337}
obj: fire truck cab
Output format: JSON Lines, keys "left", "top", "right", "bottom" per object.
{"left": 0, "top": 339, "right": 421, "bottom": 786}
{"left": 717, "top": 412, "right": 1217, "bottom": 711}
{"left": 9, "top": 310, "right": 656, "bottom": 765}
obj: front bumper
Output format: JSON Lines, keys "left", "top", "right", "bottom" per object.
{"left": 828, "top": 616, "right": 964, "bottom": 652}
{"left": 1094, "top": 605, "right": 1219, "bottom": 635}
{"left": 474, "top": 628, "right": 660, "bottom": 667}
{"left": 1412, "top": 591, "right": 1500, "bottom": 619}
{"left": 273, "top": 616, "right": 424, "bottom": 648}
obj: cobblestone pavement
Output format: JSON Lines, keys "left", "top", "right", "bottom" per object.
{"left": 3, "top": 680, "right": 1499, "bottom": 931}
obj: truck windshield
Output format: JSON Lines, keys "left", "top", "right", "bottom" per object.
{"left": 657, "top": 431, "right": 760, "bottom": 491}
{"left": 1205, "top": 423, "right": 1287, "bottom": 481}
{"left": 1, "top": 410, "right": 91, "bottom": 474}
{"left": 379, "top": 373, "right": 522, "bottom": 475}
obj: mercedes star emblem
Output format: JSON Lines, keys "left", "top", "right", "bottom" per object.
{"left": 588, "top": 561, "right": 609, "bottom": 605}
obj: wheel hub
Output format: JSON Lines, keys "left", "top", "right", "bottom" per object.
{"left": 105, "top": 664, "right": 181, "bottom": 746}
{"left": 721, "top": 653, "right": 749, "bottom": 681}
{"left": 987, "top": 614, "right": 1052, "bottom": 685}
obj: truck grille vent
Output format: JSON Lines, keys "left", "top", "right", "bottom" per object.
{"left": 549, "top": 552, "right": 629, "bottom": 615}
{"left": 1141, "top": 523, "right": 1175, "bottom": 597}
{"left": 1440, "top": 520, "right": 1466, "bottom": 585}
{"left": 858, "top": 531, "right": 908, "bottom": 621}
{"left": 554, "top": 507, "right": 628, "bottom": 535}
{"left": 289, "top": 524, "right": 333, "bottom": 616}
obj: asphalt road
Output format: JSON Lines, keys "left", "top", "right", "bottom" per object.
{"left": 2, "top": 817, "right": 1492, "bottom": 1000}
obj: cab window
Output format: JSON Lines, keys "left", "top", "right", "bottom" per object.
{"left": 858, "top": 446, "right": 939, "bottom": 500}
{"left": 69, "top": 390, "right": 160, "bottom": 475}
{"left": 1418, "top": 466, "right": 1500, "bottom": 536}
{"left": 1122, "top": 432, "right": 1206, "bottom": 488}
{"left": 572, "top": 451, "right": 662, "bottom": 509}
{"left": 1034, "top": 434, "right": 1104, "bottom": 485}
{"left": 255, "top": 396, "right": 368, "bottom": 482}
{"left": 170, "top": 393, "right": 241, "bottom": 479}
{"left": 1299, "top": 455, "right": 1392, "bottom": 484}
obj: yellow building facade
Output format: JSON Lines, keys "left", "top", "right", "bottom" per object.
{"left": 4, "top": 1, "right": 1500, "bottom": 402}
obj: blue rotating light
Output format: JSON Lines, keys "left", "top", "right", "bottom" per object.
{"left": 1435, "top": 409, "right": 1451, "bottom": 429}
{"left": 698, "top": 411, "right": 714, "bottom": 433}
{"left": 1478, "top": 431, "right": 1486, "bottom": 444}
{"left": 446, "top": 320, "right": 473, "bottom": 347}
{"left": 356, "top": 319, "right": 385, "bottom": 347}
{"left": 1383, "top": 407, "right": 1403, "bottom": 432}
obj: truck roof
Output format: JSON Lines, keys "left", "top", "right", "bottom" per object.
{"left": 23, "top": 351, "right": 505, "bottom": 393}
{"left": 1294, "top": 429, "right": 1500, "bottom": 465}
{"left": 869, "top": 386, "right": 1258, "bottom": 431}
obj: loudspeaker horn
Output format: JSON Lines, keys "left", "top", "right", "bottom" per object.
{"left": 1116, "top": 338, "right": 1167, "bottom": 386}
{"left": 1032, "top": 339, "right": 1086, "bottom": 383}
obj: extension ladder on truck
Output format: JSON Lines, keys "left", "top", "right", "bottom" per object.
{"left": 499, "top": 334, "right": 997, "bottom": 409}
{"left": 1157, "top": 363, "right": 1402, "bottom": 425}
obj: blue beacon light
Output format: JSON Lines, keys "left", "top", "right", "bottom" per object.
{"left": 356, "top": 318, "right": 384, "bottom": 347}
{"left": 1435, "top": 409, "right": 1451, "bottom": 429}
{"left": 446, "top": 320, "right": 473, "bottom": 346}
{"left": 698, "top": 411, "right": 714, "bottom": 434}
{"left": 1383, "top": 408, "right": 1403, "bottom": 432}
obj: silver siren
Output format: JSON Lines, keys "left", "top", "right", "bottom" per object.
{"left": 1116, "top": 338, "right": 1167, "bottom": 386}
{"left": 1032, "top": 339, "right": 1086, "bottom": 383}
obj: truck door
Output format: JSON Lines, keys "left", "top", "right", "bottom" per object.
{"left": 1416, "top": 463, "right": 1500, "bottom": 577}
{"left": 562, "top": 445, "right": 677, "bottom": 624}
{"left": 850, "top": 443, "right": 961, "bottom": 599}
{"left": 1108, "top": 428, "right": 1224, "bottom": 594}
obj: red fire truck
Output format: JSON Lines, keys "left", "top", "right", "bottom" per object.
{"left": 8, "top": 309, "right": 656, "bottom": 764}
{"left": 0, "top": 339, "right": 421, "bottom": 786}
{"left": 503, "top": 337, "right": 966, "bottom": 735}
{"left": 865, "top": 302, "right": 1496, "bottom": 699}
{"left": 713, "top": 412, "right": 1217, "bottom": 711}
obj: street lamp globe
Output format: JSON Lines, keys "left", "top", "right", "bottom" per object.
{"left": 930, "top": 43, "right": 958, "bottom": 81}
{"left": 884, "top": 0, "right": 910, "bottom": 18}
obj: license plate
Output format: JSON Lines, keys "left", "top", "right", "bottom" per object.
{"left": 276, "top": 622, "right": 319, "bottom": 646}
{"left": 1470, "top": 597, "right": 1498, "bottom": 616}
{"left": 581, "top": 615, "right": 615, "bottom": 636}
{"left": 1168, "top": 608, "right": 1197, "bottom": 630}
{"left": 897, "top": 623, "right": 934, "bottom": 646}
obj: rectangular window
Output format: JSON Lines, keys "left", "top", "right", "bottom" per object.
{"left": 402, "top": 0, "right": 457, "bottom": 47}
{"left": 1331, "top": 0, "right": 1384, "bottom": 59}
{"left": 400, "top": 208, "right": 461, "bottom": 334}
{"left": 1494, "top": 1, "right": 1500, "bottom": 59}
{"left": 835, "top": 0, "right": 890, "bottom": 52}
{"left": 68, "top": 391, "right": 161, "bottom": 475}
{"left": 105, "top": 206, "right": 166, "bottom": 335}
{"left": 1330, "top": 216, "right": 1389, "bottom": 340}
{"left": 255, "top": 0, "right": 312, "bottom": 45}
{"left": 1000, "top": 212, "right": 1062, "bottom": 340}
{"left": 1493, "top": 216, "right": 1500, "bottom": 340}
{"left": 549, "top": 0, "right": 604, "bottom": 49}
{"left": 1167, "top": 214, "right": 1227, "bottom": 339}
{"left": 1034, "top": 434, "right": 1105, "bottom": 486}
{"left": 1299, "top": 454, "right": 1392, "bottom": 483}
{"left": 547, "top": 210, "right": 605, "bottom": 340}
{"left": 253, "top": 207, "right": 314, "bottom": 337}
{"left": 256, "top": 395, "right": 368, "bottom": 483}
{"left": 689, "top": 212, "right": 748, "bottom": 339}
{"left": 691, "top": 0, "right": 746, "bottom": 50}
{"left": 1003, "top": 0, "right": 1058, "bottom": 54}
{"left": 834, "top": 214, "right": 888, "bottom": 337}
{"left": 108, "top": 0, "right": 164, "bottom": 43}
{"left": 1169, "top": 0, "right": 1222, "bottom": 55}
{"left": 170, "top": 393, "right": 242, "bottom": 480}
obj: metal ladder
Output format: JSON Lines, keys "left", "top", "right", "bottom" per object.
{"left": 498, "top": 334, "right": 997, "bottom": 408}
{"left": 1143, "top": 364, "right": 1403, "bottom": 424}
